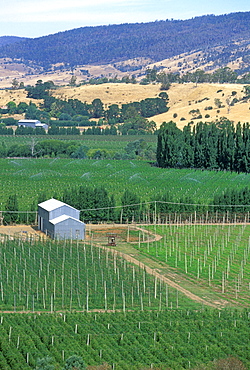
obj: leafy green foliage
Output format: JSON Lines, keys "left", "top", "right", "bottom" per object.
{"left": 0, "top": 310, "right": 249, "bottom": 369}
{"left": 4, "top": 193, "right": 19, "bottom": 224}
{"left": 62, "top": 356, "right": 86, "bottom": 370}
{"left": 25, "top": 80, "right": 55, "bottom": 100}
{"left": 157, "top": 119, "right": 250, "bottom": 172}
{"left": 35, "top": 356, "right": 55, "bottom": 370}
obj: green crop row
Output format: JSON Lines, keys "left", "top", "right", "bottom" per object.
{"left": 1, "top": 157, "right": 250, "bottom": 212}
{"left": 138, "top": 224, "right": 250, "bottom": 305}
{"left": 0, "top": 237, "right": 199, "bottom": 312}
{"left": 0, "top": 309, "right": 249, "bottom": 369}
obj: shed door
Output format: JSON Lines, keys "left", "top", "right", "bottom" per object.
{"left": 39, "top": 216, "right": 43, "bottom": 230}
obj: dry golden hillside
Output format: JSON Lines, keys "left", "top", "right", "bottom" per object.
{"left": 52, "top": 82, "right": 250, "bottom": 129}
{"left": 152, "top": 83, "right": 250, "bottom": 129}
{"left": 53, "top": 83, "right": 161, "bottom": 108}
{"left": 0, "top": 82, "right": 249, "bottom": 129}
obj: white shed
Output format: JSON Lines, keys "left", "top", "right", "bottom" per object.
{"left": 18, "top": 119, "right": 48, "bottom": 130}
{"left": 38, "top": 198, "right": 85, "bottom": 240}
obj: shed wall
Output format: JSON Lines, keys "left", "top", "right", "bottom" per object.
{"left": 53, "top": 219, "right": 85, "bottom": 240}
{"left": 50, "top": 205, "right": 79, "bottom": 220}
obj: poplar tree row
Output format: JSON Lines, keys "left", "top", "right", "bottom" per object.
{"left": 157, "top": 119, "right": 250, "bottom": 173}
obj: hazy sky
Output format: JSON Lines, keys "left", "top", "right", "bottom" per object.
{"left": 1, "top": 0, "right": 249, "bottom": 38}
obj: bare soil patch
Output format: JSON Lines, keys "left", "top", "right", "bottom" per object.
{"left": 0, "top": 225, "right": 44, "bottom": 239}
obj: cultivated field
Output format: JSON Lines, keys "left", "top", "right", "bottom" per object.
{"left": 138, "top": 223, "right": 250, "bottom": 306}
{"left": 1, "top": 157, "right": 250, "bottom": 211}
{"left": 0, "top": 310, "right": 249, "bottom": 369}
{"left": 0, "top": 228, "right": 249, "bottom": 369}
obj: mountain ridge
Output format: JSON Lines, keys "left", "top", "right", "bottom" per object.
{"left": 0, "top": 12, "right": 249, "bottom": 72}
{"left": 0, "top": 36, "right": 28, "bottom": 47}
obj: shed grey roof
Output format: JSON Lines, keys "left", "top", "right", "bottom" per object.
{"left": 38, "top": 198, "right": 69, "bottom": 212}
{"left": 35, "top": 123, "right": 47, "bottom": 127}
{"left": 18, "top": 119, "right": 41, "bottom": 124}
{"left": 50, "top": 214, "right": 85, "bottom": 225}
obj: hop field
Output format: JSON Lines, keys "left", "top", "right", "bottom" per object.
{"left": 0, "top": 228, "right": 249, "bottom": 369}
{"left": 138, "top": 223, "right": 250, "bottom": 305}
{"left": 0, "top": 237, "right": 200, "bottom": 312}
{"left": 1, "top": 157, "right": 250, "bottom": 212}
{"left": 0, "top": 310, "right": 249, "bottom": 369}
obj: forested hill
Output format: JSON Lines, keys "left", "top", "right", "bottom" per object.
{"left": 0, "top": 36, "right": 27, "bottom": 47}
{"left": 0, "top": 12, "right": 249, "bottom": 69}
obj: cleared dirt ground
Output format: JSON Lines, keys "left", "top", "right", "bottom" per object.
{"left": 0, "top": 225, "right": 44, "bottom": 239}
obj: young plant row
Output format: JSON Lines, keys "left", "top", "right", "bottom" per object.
{"left": 0, "top": 309, "right": 249, "bottom": 369}
{"left": 140, "top": 223, "right": 250, "bottom": 304}
{"left": 0, "top": 237, "right": 199, "bottom": 312}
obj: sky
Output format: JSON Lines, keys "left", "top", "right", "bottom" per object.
{"left": 0, "top": 0, "right": 249, "bottom": 38}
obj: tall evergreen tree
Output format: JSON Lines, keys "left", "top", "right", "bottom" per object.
{"left": 121, "top": 190, "right": 141, "bottom": 222}
{"left": 156, "top": 121, "right": 183, "bottom": 168}
{"left": 182, "top": 124, "right": 194, "bottom": 167}
{"left": 217, "top": 120, "right": 235, "bottom": 170}
{"left": 193, "top": 122, "right": 207, "bottom": 168}
{"left": 4, "top": 194, "right": 19, "bottom": 224}
{"left": 234, "top": 122, "right": 246, "bottom": 172}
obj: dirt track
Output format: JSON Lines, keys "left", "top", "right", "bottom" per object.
{"left": 97, "top": 244, "right": 224, "bottom": 309}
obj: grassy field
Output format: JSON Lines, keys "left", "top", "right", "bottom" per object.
{"left": 1, "top": 157, "right": 250, "bottom": 211}
{"left": 53, "top": 82, "right": 250, "bottom": 129}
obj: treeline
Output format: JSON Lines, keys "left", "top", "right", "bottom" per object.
{"left": 0, "top": 123, "right": 118, "bottom": 136}
{"left": 143, "top": 67, "right": 250, "bottom": 86}
{"left": 0, "top": 138, "right": 155, "bottom": 160}
{"left": 3, "top": 185, "right": 250, "bottom": 225}
{"left": 157, "top": 119, "right": 250, "bottom": 173}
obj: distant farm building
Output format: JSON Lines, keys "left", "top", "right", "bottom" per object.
{"left": 38, "top": 199, "right": 85, "bottom": 240}
{"left": 18, "top": 119, "right": 48, "bottom": 131}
